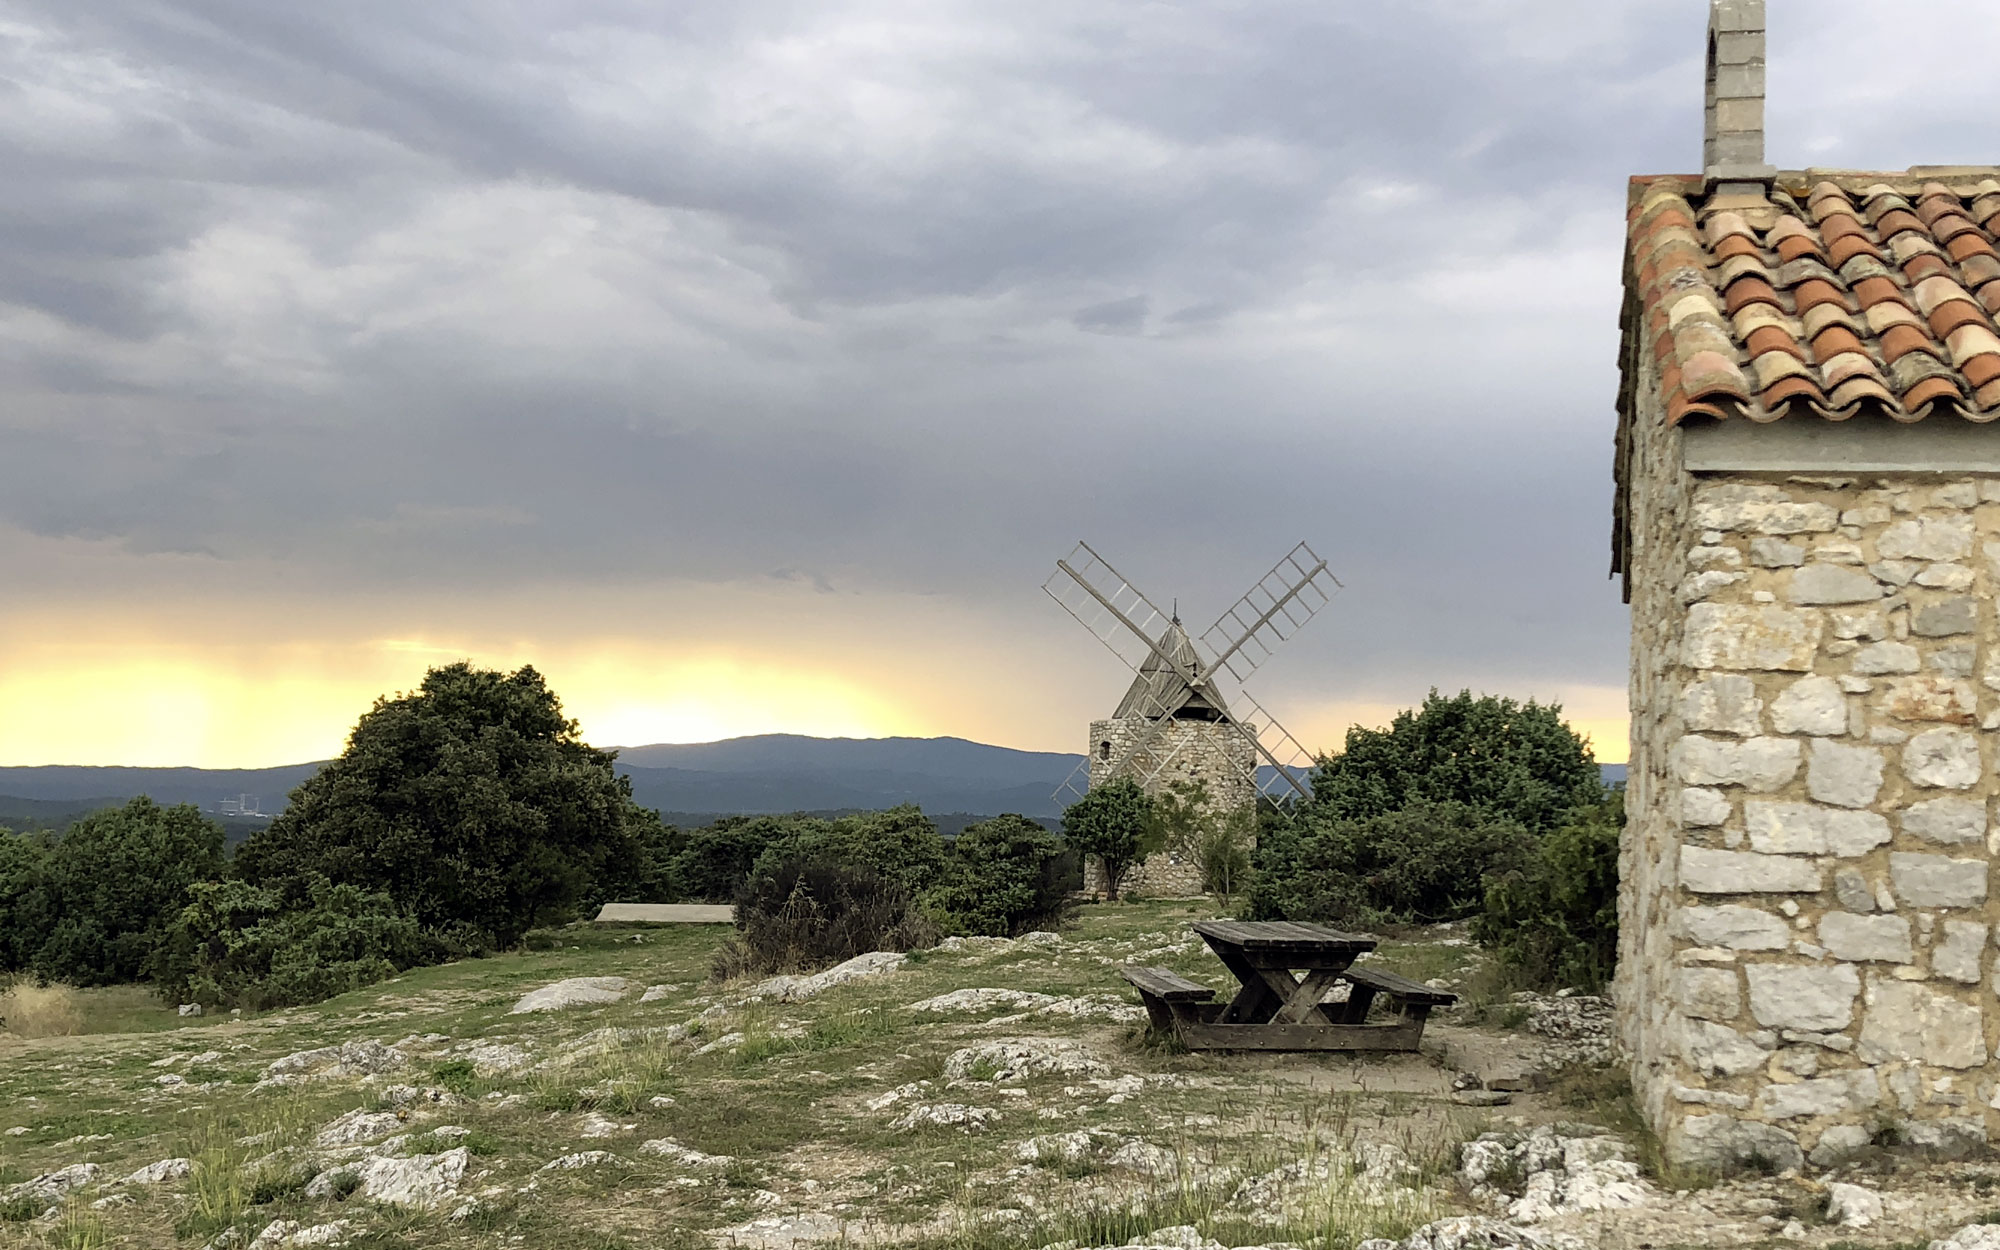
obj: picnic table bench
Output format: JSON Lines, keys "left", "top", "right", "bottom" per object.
{"left": 1119, "top": 919, "right": 1455, "bottom": 1052}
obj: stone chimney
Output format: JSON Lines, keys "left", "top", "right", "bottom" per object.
{"left": 1704, "top": 0, "right": 1777, "bottom": 189}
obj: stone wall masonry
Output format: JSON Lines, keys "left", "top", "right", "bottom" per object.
{"left": 1622, "top": 378, "right": 2000, "bottom": 1168}
{"left": 1080, "top": 716, "right": 1257, "bottom": 898}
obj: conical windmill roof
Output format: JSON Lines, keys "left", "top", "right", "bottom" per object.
{"left": 1113, "top": 619, "right": 1228, "bottom": 720}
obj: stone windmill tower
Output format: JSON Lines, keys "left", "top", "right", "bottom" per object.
{"left": 1045, "top": 541, "right": 1337, "bottom": 895}
{"left": 1616, "top": 0, "right": 2000, "bottom": 1171}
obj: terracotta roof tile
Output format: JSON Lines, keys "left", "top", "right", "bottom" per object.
{"left": 1622, "top": 169, "right": 2000, "bottom": 425}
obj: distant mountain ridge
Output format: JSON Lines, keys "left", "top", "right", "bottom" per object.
{"left": 0, "top": 734, "right": 1629, "bottom": 827}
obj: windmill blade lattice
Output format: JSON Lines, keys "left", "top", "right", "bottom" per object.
{"left": 1228, "top": 689, "right": 1317, "bottom": 799}
{"left": 1043, "top": 542, "right": 1207, "bottom": 678}
{"left": 1199, "top": 542, "right": 1340, "bottom": 686}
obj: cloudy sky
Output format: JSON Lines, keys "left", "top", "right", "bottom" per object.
{"left": 3, "top": 1, "right": 1993, "bottom": 768}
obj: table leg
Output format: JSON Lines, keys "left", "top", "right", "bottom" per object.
{"left": 1272, "top": 968, "right": 1345, "bottom": 1024}
{"left": 1210, "top": 948, "right": 1285, "bottom": 1023}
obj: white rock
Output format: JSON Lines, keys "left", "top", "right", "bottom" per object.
{"left": 1934, "top": 920, "right": 1988, "bottom": 983}
{"left": 1745, "top": 964, "right": 1858, "bottom": 1032}
{"left": 1879, "top": 516, "right": 1973, "bottom": 562}
{"left": 304, "top": 1147, "right": 467, "bottom": 1209}
{"left": 1890, "top": 852, "right": 1988, "bottom": 908}
{"left": 1670, "top": 736, "right": 1800, "bottom": 790}
{"left": 744, "top": 951, "right": 905, "bottom": 1003}
{"left": 247, "top": 1220, "right": 351, "bottom": 1250}
{"left": 1678, "top": 905, "right": 1789, "bottom": 950}
{"left": 1853, "top": 641, "right": 1923, "bottom": 674}
{"left": 638, "top": 1138, "right": 734, "bottom": 1169}
{"left": 1674, "top": 968, "right": 1740, "bottom": 1020}
{"left": 1930, "top": 1224, "right": 2000, "bottom": 1250}
{"left": 1756, "top": 1069, "right": 1879, "bottom": 1120}
{"left": 1680, "top": 788, "right": 1729, "bottom": 827}
{"left": 1671, "top": 1115, "right": 1802, "bottom": 1172}
{"left": 314, "top": 1109, "right": 405, "bottom": 1149}
{"left": 714, "top": 1212, "right": 848, "bottom": 1250}
{"left": 577, "top": 1112, "right": 634, "bottom": 1139}
{"left": 1693, "top": 485, "right": 1838, "bottom": 535}
{"left": 637, "top": 984, "right": 680, "bottom": 1003}
{"left": 509, "top": 977, "right": 631, "bottom": 1014}
{"left": 1904, "top": 728, "right": 1982, "bottom": 789}
{"left": 1817, "top": 913, "right": 1912, "bottom": 963}
{"left": 1900, "top": 1117, "right": 1988, "bottom": 1158}
{"left": 261, "top": 1040, "right": 408, "bottom": 1082}
{"left": 1825, "top": 1182, "right": 1882, "bottom": 1229}
{"left": 1858, "top": 981, "right": 1985, "bottom": 1068}
{"left": 1681, "top": 676, "right": 1764, "bottom": 735}
{"left": 1789, "top": 564, "right": 1882, "bottom": 605}
{"left": 539, "top": 1151, "right": 619, "bottom": 1171}
{"left": 1679, "top": 848, "right": 1820, "bottom": 894}
{"left": 1807, "top": 740, "right": 1885, "bottom": 808}
{"left": 890, "top": 1102, "right": 1000, "bottom": 1132}
{"left": 3, "top": 1164, "right": 102, "bottom": 1208}
{"left": 120, "top": 1158, "right": 192, "bottom": 1186}
{"left": 1808, "top": 1124, "right": 1872, "bottom": 1167}
{"left": 456, "top": 1042, "right": 534, "bottom": 1076}
{"left": 943, "top": 1038, "right": 1108, "bottom": 1082}
{"left": 1681, "top": 603, "right": 1822, "bottom": 672}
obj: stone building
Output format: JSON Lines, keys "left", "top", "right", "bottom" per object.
{"left": 1616, "top": 1, "right": 2000, "bottom": 1168}
{"left": 1083, "top": 618, "right": 1256, "bottom": 898}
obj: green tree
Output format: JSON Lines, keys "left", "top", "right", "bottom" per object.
{"left": 1474, "top": 789, "right": 1624, "bottom": 991}
{"left": 236, "top": 662, "right": 645, "bottom": 949}
{"left": 0, "top": 829, "right": 54, "bottom": 973}
{"left": 1247, "top": 800, "right": 1534, "bottom": 925}
{"left": 29, "top": 798, "right": 226, "bottom": 985}
{"left": 1148, "top": 780, "right": 1257, "bottom": 898}
{"left": 922, "top": 814, "right": 1075, "bottom": 937}
{"left": 1307, "top": 690, "right": 1603, "bottom": 835}
{"left": 1062, "top": 778, "right": 1160, "bottom": 902}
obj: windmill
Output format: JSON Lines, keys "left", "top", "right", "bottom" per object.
{"left": 1043, "top": 541, "right": 1340, "bottom": 830}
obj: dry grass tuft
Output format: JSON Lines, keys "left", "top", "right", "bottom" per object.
{"left": 0, "top": 981, "right": 84, "bottom": 1039}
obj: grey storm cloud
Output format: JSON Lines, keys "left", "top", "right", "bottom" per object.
{"left": 4, "top": 1, "right": 1997, "bottom": 712}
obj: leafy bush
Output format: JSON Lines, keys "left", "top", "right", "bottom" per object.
{"left": 1247, "top": 801, "right": 1535, "bottom": 926}
{"left": 922, "top": 814, "right": 1076, "bottom": 937}
{"left": 1148, "top": 780, "right": 1256, "bottom": 898}
{"left": 651, "top": 816, "right": 807, "bottom": 904}
{"left": 24, "top": 799, "right": 226, "bottom": 986}
{"left": 1474, "top": 791, "right": 1624, "bottom": 992}
{"left": 154, "top": 878, "right": 460, "bottom": 1011}
{"left": 0, "top": 830, "right": 53, "bottom": 973}
{"left": 1308, "top": 690, "right": 1602, "bottom": 835}
{"left": 235, "top": 662, "right": 645, "bottom": 949}
{"left": 715, "top": 856, "right": 938, "bottom": 980}
{"left": 1062, "top": 778, "right": 1160, "bottom": 901}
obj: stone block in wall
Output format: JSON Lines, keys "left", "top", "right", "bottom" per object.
{"left": 1913, "top": 597, "right": 1980, "bottom": 638}
{"left": 1806, "top": 740, "right": 1885, "bottom": 808}
{"left": 1888, "top": 852, "right": 1987, "bottom": 908}
{"left": 1832, "top": 868, "right": 1876, "bottom": 913}
{"left": 1852, "top": 641, "right": 1921, "bottom": 674}
{"left": 1743, "top": 802, "right": 1888, "bottom": 856}
{"left": 1788, "top": 564, "right": 1883, "bottom": 605}
{"left": 1679, "top": 903, "right": 1791, "bottom": 949}
{"left": 1672, "top": 1115, "right": 1803, "bottom": 1171}
{"left": 1878, "top": 516, "right": 1973, "bottom": 562}
{"left": 1756, "top": 1069, "right": 1880, "bottom": 1121}
{"left": 1745, "top": 964, "right": 1859, "bottom": 1032}
{"left": 1817, "top": 913, "right": 1912, "bottom": 963}
{"left": 1691, "top": 483, "right": 1837, "bottom": 535}
{"left": 1682, "top": 675, "right": 1763, "bottom": 735}
{"left": 1681, "top": 787, "right": 1730, "bottom": 827}
{"left": 1675, "top": 967, "right": 1741, "bottom": 1020}
{"left": 1768, "top": 675, "right": 1846, "bottom": 735}
{"left": 1932, "top": 920, "right": 1987, "bottom": 984}
{"left": 1682, "top": 603, "right": 1822, "bottom": 671}
{"left": 1680, "top": 847, "right": 1821, "bottom": 894}
{"left": 1679, "top": 1018, "right": 1770, "bottom": 1077}
{"left": 1672, "top": 735, "right": 1800, "bottom": 789}
{"left": 1899, "top": 797, "right": 1988, "bottom": 845}
{"left": 1902, "top": 728, "right": 1982, "bottom": 789}
{"left": 1857, "top": 981, "right": 1985, "bottom": 1068}
{"left": 1883, "top": 677, "right": 1977, "bottom": 725}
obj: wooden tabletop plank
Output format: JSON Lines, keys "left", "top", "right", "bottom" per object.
{"left": 1191, "top": 919, "right": 1375, "bottom": 949}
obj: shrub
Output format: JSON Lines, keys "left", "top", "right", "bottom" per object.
{"left": 922, "top": 814, "right": 1076, "bottom": 937}
{"left": 1308, "top": 690, "right": 1603, "bottom": 835}
{"left": 27, "top": 799, "right": 226, "bottom": 986}
{"left": 1473, "top": 791, "right": 1623, "bottom": 991}
{"left": 715, "top": 856, "right": 937, "bottom": 980}
{"left": 153, "top": 878, "right": 460, "bottom": 1011}
{"left": 0, "top": 980, "right": 83, "bottom": 1038}
{"left": 1061, "top": 778, "right": 1160, "bottom": 901}
{"left": 1247, "top": 801, "right": 1535, "bottom": 926}
{"left": 1148, "top": 780, "right": 1256, "bottom": 898}
{"left": 0, "top": 830, "right": 53, "bottom": 973}
{"left": 235, "top": 662, "right": 645, "bottom": 949}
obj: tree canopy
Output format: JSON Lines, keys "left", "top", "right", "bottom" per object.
{"left": 235, "top": 662, "right": 646, "bottom": 948}
{"left": 1306, "top": 689, "right": 1603, "bottom": 834}
{"left": 1061, "top": 778, "right": 1160, "bottom": 901}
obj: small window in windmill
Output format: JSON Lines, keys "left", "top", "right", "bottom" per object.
{"left": 1099, "top": 741, "right": 1112, "bottom": 760}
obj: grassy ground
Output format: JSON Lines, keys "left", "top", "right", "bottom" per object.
{"left": 0, "top": 902, "right": 1518, "bottom": 1250}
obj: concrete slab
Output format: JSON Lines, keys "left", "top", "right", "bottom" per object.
{"left": 594, "top": 903, "right": 735, "bottom": 924}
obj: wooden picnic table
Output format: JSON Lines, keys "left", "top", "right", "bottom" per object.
{"left": 1119, "top": 919, "right": 1456, "bottom": 1052}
